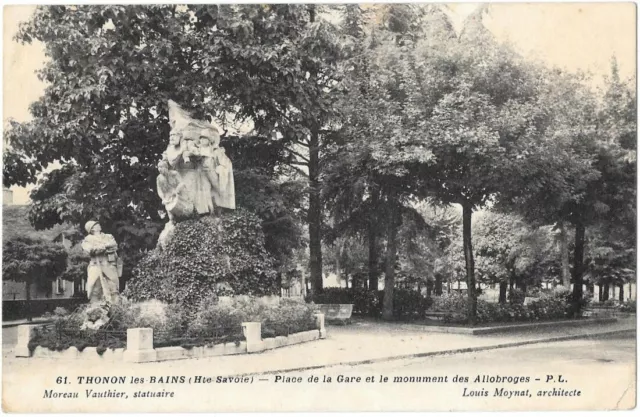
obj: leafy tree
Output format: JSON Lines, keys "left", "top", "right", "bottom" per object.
{"left": 473, "top": 211, "right": 558, "bottom": 303}
{"left": 584, "top": 224, "right": 635, "bottom": 302}
{"left": 3, "top": 237, "right": 68, "bottom": 320}
{"left": 3, "top": 5, "right": 345, "bottom": 291}
{"left": 323, "top": 4, "right": 432, "bottom": 319}
{"left": 322, "top": 236, "right": 369, "bottom": 288}
{"left": 394, "top": 6, "right": 546, "bottom": 322}
{"left": 59, "top": 245, "right": 90, "bottom": 297}
{"left": 500, "top": 61, "right": 636, "bottom": 314}
{"left": 416, "top": 203, "right": 461, "bottom": 296}
{"left": 222, "top": 135, "right": 306, "bottom": 271}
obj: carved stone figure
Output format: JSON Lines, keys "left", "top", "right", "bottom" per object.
{"left": 156, "top": 159, "right": 193, "bottom": 221}
{"left": 81, "top": 221, "right": 121, "bottom": 304}
{"left": 210, "top": 146, "right": 236, "bottom": 210}
{"left": 160, "top": 100, "right": 236, "bottom": 218}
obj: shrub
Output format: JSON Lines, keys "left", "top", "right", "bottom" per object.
{"left": 260, "top": 298, "right": 318, "bottom": 338}
{"left": 434, "top": 291, "right": 570, "bottom": 324}
{"left": 311, "top": 287, "right": 429, "bottom": 320}
{"left": 620, "top": 300, "right": 636, "bottom": 313}
{"left": 376, "top": 289, "right": 432, "bottom": 320}
{"left": 30, "top": 295, "right": 320, "bottom": 351}
{"left": 124, "top": 211, "right": 280, "bottom": 314}
{"left": 107, "top": 298, "right": 188, "bottom": 340}
{"left": 29, "top": 304, "right": 127, "bottom": 352}
{"left": 310, "top": 288, "right": 380, "bottom": 316}
{"left": 311, "top": 288, "right": 354, "bottom": 304}
{"left": 186, "top": 296, "right": 317, "bottom": 342}
{"left": 549, "top": 287, "right": 591, "bottom": 318}
{"left": 527, "top": 294, "right": 567, "bottom": 320}
{"left": 432, "top": 292, "right": 467, "bottom": 313}
{"left": 526, "top": 287, "right": 542, "bottom": 298}
{"left": 508, "top": 288, "right": 526, "bottom": 305}
{"left": 189, "top": 296, "right": 254, "bottom": 339}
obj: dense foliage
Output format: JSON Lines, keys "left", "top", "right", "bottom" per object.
{"left": 310, "top": 287, "right": 432, "bottom": 320}
{"left": 5, "top": 5, "right": 635, "bottom": 323}
{"left": 123, "top": 211, "right": 279, "bottom": 311}
{"left": 192, "top": 296, "right": 317, "bottom": 339}
{"left": 2, "top": 237, "right": 68, "bottom": 306}
{"left": 432, "top": 289, "right": 584, "bottom": 324}
{"left": 29, "top": 296, "right": 318, "bottom": 352}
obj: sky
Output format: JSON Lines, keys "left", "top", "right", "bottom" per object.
{"left": 2, "top": 3, "right": 637, "bottom": 204}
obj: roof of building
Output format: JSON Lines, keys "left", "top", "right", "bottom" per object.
{"left": 2, "top": 205, "right": 72, "bottom": 243}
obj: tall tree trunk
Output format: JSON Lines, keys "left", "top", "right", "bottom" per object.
{"left": 516, "top": 278, "right": 528, "bottom": 296}
{"left": 619, "top": 284, "right": 624, "bottom": 302}
{"left": 571, "top": 220, "right": 586, "bottom": 315}
{"left": 382, "top": 210, "right": 400, "bottom": 321}
{"left": 335, "top": 238, "right": 345, "bottom": 284}
{"left": 25, "top": 278, "right": 32, "bottom": 322}
{"left": 434, "top": 274, "right": 443, "bottom": 296}
{"left": 368, "top": 217, "right": 379, "bottom": 291}
{"left": 308, "top": 128, "right": 323, "bottom": 296}
{"left": 598, "top": 284, "right": 603, "bottom": 302}
{"left": 499, "top": 281, "right": 507, "bottom": 304}
{"left": 558, "top": 221, "right": 571, "bottom": 287}
{"left": 462, "top": 202, "right": 477, "bottom": 324}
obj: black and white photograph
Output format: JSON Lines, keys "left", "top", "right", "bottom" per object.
{"left": 1, "top": 2, "right": 636, "bottom": 412}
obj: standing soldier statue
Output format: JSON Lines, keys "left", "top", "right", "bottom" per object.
{"left": 81, "top": 221, "right": 122, "bottom": 304}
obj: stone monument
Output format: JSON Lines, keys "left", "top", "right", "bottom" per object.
{"left": 124, "top": 100, "right": 278, "bottom": 308}
{"left": 157, "top": 101, "right": 236, "bottom": 249}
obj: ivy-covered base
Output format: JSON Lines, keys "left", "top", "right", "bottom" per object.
{"left": 123, "top": 210, "right": 279, "bottom": 313}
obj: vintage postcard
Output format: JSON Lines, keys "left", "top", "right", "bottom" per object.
{"left": 2, "top": 2, "right": 637, "bottom": 413}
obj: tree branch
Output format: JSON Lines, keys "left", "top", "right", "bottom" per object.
{"left": 287, "top": 148, "right": 310, "bottom": 163}
{"left": 288, "top": 164, "right": 309, "bottom": 178}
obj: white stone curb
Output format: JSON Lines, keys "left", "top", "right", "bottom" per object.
{"left": 15, "top": 313, "right": 327, "bottom": 363}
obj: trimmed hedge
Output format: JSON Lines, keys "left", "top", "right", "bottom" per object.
{"left": 431, "top": 290, "right": 584, "bottom": 324}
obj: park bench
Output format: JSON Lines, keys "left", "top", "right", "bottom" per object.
{"left": 585, "top": 305, "right": 618, "bottom": 318}
{"left": 315, "top": 304, "right": 353, "bottom": 324}
{"left": 424, "top": 311, "right": 448, "bottom": 321}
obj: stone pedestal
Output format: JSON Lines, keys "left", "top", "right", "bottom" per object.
{"left": 315, "top": 313, "right": 326, "bottom": 339}
{"left": 15, "top": 325, "right": 38, "bottom": 357}
{"left": 242, "top": 322, "right": 264, "bottom": 353}
{"left": 123, "top": 328, "right": 157, "bottom": 363}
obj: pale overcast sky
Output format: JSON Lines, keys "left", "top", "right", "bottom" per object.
{"left": 2, "top": 3, "right": 637, "bottom": 204}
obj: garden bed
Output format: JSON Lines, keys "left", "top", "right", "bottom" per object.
{"left": 18, "top": 296, "right": 326, "bottom": 362}
{"left": 17, "top": 318, "right": 326, "bottom": 362}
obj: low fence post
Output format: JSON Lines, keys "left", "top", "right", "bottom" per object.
{"left": 315, "top": 313, "right": 326, "bottom": 339}
{"left": 15, "top": 324, "right": 38, "bottom": 357}
{"left": 123, "top": 328, "right": 157, "bottom": 363}
{"left": 242, "top": 322, "right": 265, "bottom": 353}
